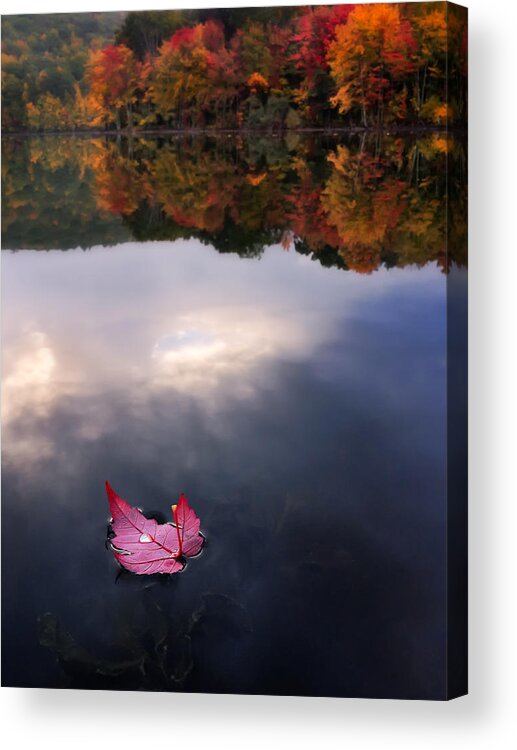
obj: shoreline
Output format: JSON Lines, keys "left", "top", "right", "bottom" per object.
{"left": 2, "top": 124, "right": 466, "bottom": 138}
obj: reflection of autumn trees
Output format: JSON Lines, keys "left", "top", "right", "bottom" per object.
{"left": 2, "top": 134, "right": 466, "bottom": 272}
{"left": 288, "top": 156, "right": 342, "bottom": 252}
{"left": 320, "top": 141, "right": 449, "bottom": 272}
{"left": 1, "top": 137, "right": 131, "bottom": 249}
{"left": 145, "top": 146, "right": 238, "bottom": 232}
{"left": 92, "top": 148, "right": 143, "bottom": 216}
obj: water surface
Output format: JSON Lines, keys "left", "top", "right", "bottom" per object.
{"left": 1, "top": 133, "right": 465, "bottom": 698}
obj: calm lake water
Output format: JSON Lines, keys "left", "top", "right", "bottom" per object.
{"left": 1, "top": 133, "right": 466, "bottom": 698}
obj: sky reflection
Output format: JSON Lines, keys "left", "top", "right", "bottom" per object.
{"left": 2, "top": 240, "right": 443, "bottom": 469}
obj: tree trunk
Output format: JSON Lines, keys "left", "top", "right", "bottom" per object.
{"left": 126, "top": 103, "right": 133, "bottom": 131}
{"left": 421, "top": 65, "right": 428, "bottom": 108}
{"left": 359, "top": 65, "right": 368, "bottom": 127}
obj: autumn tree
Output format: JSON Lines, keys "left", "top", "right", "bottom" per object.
{"left": 410, "top": 3, "right": 467, "bottom": 124}
{"left": 1, "top": 12, "right": 123, "bottom": 131}
{"left": 86, "top": 44, "right": 141, "bottom": 130}
{"left": 290, "top": 4, "right": 353, "bottom": 123}
{"left": 231, "top": 20, "right": 292, "bottom": 89}
{"left": 26, "top": 93, "right": 73, "bottom": 131}
{"left": 204, "top": 23, "right": 241, "bottom": 126}
{"left": 151, "top": 21, "right": 238, "bottom": 127}
{"left": 2, "top": 6, "right": 467, "bottom": 132}
{"left": 327, "top": 3, "right": 418, "bottom": 126}
{"left": 115, "top": 10, "right": 186, "bottom": 59}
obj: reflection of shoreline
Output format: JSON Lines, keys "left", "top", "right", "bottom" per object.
{"left": 2, "top": 125, "right": 465, "bottom": 138}
{"left": 2, "top": 133, "right": 467, "bottom": 273}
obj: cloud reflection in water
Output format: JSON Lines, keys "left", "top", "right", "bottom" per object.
{"left": 2, "top": 240, "right": 442, "bottom": 468}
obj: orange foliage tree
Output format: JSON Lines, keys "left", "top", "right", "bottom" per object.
{"left": 86, "top": 44, "right": 141, "bottom": 130}
{"left": 327, "top": 3, "right": 418, "bottom": 126}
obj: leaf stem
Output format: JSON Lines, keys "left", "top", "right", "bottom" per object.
{"left": 172, "top": 504, "right": 182, "bottom": 558}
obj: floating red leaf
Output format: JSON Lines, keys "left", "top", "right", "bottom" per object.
{"left": 106, "top": 482, "right": 203, "bottom": 575}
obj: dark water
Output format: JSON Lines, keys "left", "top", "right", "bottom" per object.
{"left": 1, "top": 133, "right": 466, "bottom": 698}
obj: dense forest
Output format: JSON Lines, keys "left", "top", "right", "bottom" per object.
{"left": 2, "top": 3, "right": 467, "bottom": 132}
